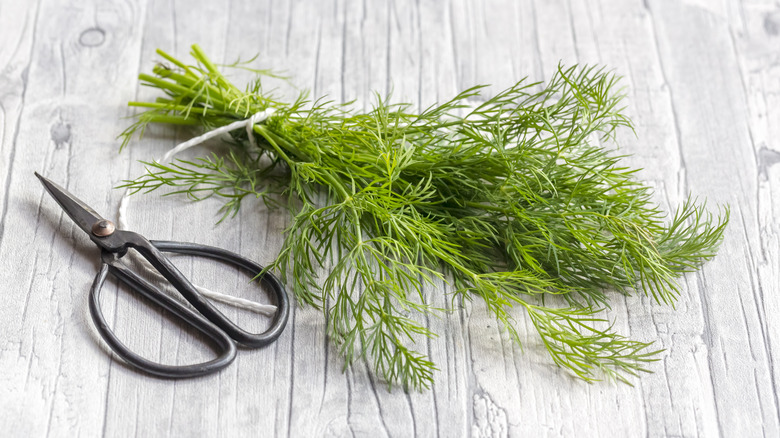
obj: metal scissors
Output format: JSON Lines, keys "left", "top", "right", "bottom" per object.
{"left": 35, "top": 172, "right": 289, "bottom": 378}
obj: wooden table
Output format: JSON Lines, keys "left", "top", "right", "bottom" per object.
{"left": 1, "top": 0, "right": 777, "bottom": 436}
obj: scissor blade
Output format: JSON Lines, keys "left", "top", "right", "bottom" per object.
{"left": 35, "top": 172, "right": 107, "bottom": 236}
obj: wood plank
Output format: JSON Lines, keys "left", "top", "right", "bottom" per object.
{"left": 0, "top": 0, "right": 777, "bottom": 435}
{"left": 646, "top": 0, "right": 779, "bottom": 435}
{"left": 0, "top": 0, "right": 147, "bottom": 435}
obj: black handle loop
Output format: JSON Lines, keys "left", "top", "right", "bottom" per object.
{"left": 101, "top": 232, "right": 289, "bottom": 346}
{"left": 89, "top": 255, "right": 237, "bottom": 378}
{"left": 89, "top": 239, "right": 290, "bottom": 378}
{"left": 141, "top": 240, "right": 290, "bottom": 347}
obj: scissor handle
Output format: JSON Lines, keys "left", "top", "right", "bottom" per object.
{"left": 89, "top": 254, "right": 237, "bottom": 378}
{"left": 114, "top": 234, "right": 289, "bottom": 348}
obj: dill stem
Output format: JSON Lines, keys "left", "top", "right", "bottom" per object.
{"left": 253, "top": 124, "right": 311, "bottom": 162}
{"left": 136, "top": 114, "right": 199, "bottom": 125}
{"left": 152, "top": 67, "right": 231, "bottom": 103}
{"left": 155, "top": 48, "right": 198, "bottom": 78}
{"left": 128, "top": 101, "right": 230, "bottom": 116}
{"left": 139, "top": 74, "right": 229, "bottom": 109}
{"left": 464, "top": 201, "right": 512, "bottom": 214}
{"left": 191, "top": 44, "right": 242, "bottom": 96}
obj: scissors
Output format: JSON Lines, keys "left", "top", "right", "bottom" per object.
{"left": 35, "top": 172, "right": 289, "bottom": 378}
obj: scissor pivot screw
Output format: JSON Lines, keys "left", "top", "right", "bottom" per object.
{"left": 92, "top": 220, "right": 116, "bottom": 237}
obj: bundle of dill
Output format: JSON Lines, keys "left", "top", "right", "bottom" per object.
{"left": 121, "top": 44, "right": 728, "bottom": 389}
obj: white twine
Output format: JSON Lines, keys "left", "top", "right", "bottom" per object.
{"left": 118, "top": 109, "right": 277, "bottom": 315}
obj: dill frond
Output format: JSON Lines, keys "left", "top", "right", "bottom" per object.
{"left": 120, "top": 45, "right": 728, "bottom": 390}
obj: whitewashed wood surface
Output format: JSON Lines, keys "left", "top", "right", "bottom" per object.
{"left": 0, "top": 0, "right": 778, "bottom": 436}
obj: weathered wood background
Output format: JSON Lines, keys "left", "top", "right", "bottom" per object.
{"left": 0, "top": 0, "right": 778, "bottom": 436}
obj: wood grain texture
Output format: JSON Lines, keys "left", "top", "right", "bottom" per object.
{"left": 0, "top": 0, "right": 777, "bottom": 436}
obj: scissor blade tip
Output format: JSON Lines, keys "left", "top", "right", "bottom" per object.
{"left": 34, "top": 171, "right": 51, "bottom": 184}
{"left": 34, "top": 172, "right": 55, "bottom": 189}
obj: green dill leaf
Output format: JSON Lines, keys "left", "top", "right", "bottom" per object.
{"left": 120, "top": 44, "right": 729, "bottom": 390}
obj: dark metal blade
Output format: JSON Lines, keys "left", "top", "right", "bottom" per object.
{"left": 35, "top": 172, "right": 107, "bottom": 236}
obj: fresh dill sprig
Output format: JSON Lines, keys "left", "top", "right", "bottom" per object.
{"left": 120, "top": 44, "right": 729, "bottom": 390}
